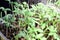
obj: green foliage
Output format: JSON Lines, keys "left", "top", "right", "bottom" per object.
{"left": 1, "top": 0, "right": 60, "bottom": 40}
{"left": 55, "top": 0, "right": 60, "bottom": 8}
{"left": 0, "top": 7, "right": 11, "bottom": 15}
{"left": 14, "top": 2, "right": 60, "bottom": 40}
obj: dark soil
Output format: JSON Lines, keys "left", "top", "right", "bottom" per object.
{"left": 0, "top": 23, "right": 20, "bottom": 40}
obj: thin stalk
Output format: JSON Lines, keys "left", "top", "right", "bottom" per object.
{"left": 4, "top": 11, "right": 7, "bottom": 15}
{"left": 10, "top": 2, "right": 15, "bottom": 17}
{"left": 6, "top": 28, "right": 8, "bottom": 38}
{"left": 0, "top": 12, "right": 2, "bottom": 18}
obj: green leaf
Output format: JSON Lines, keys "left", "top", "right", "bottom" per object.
{"left": 35, "top": 34, "right": 43, "bottom": 39}
{"left": 41, "top": 23, "right": 46, "bottom": 29}
{"left": 40, "top": 37, "right": 47, "bottom": 40}
{"left": 15, "top": 31, "right": 26, "bottom": 39}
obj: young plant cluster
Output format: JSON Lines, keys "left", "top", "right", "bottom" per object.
{"left": 0, "top": 0, "right": 60, "bottom": 40}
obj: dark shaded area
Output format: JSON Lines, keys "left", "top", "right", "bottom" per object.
{"left": 0, "top": 0, "right": 13, "bottom": 17}
{"left": 0, "top": 0, "right": 10, "bottom": 8}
